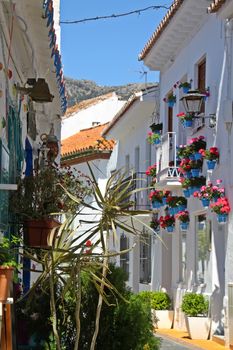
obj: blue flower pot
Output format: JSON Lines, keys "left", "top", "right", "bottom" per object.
{"left": 168, "top": 207, "right": 175, "bottom": 216}
{"left": 178, "top": 204, "right": 187, "bottom": 211}
{"left": 207, "top": 160, "right": 216, "bottom": 170}
{"left": 212, "top": 196, "right": 218, "bottom": 203}
{"left": 167, "top": 226, "right": 174, "bottom": 233}
{"left": 162, "top": 197, "right": 167, "bottom": 206}
{"left": 184, "top": 120, "right": 193, "bottom": 128}
{"left": 217, "top": 213, "right": 228, "bottom": 224}
{"left": 167, "top": 100, "right": 175, "bottom": 108}
{"left": 191, "top": 168, "right": 201, "bottom": 177}
{"left": 189, "top": 154, "right": 195, "bottom": 161}
{"left": 183, "top": 189, "right": 190, "bottom": 198}
{"left": 173, "top": 206, "right": 180, "bottom": 215}
{"left": 201, "top": 198, "right": 210, "bottom": 208}
{"left": 189, "top": 186, "right": 200, "bottom": 195}
{"left": 180, "top": 222, "right": 189, "bottom": 230}
{"left": 184, "top": 171, "right": 192, "bottom": 179}
{"left": 182, "top": 86, "right": 190, "bottom": 94}
{"left": 154, "top": 138, "right": 161, "bottom": 145}
{"left": 194, "top": 152, "right": 202, "bottom": 161}
{"left": 152, "top": 201, "right": 162, "bottom": 209}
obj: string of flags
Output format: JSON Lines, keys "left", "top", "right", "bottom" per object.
{"left": 43, "top": 0, "right": 67, "bottom": 114}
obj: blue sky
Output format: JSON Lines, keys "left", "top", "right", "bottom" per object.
{"left": 60, "top": 1, "right": 172, "bottom": 86}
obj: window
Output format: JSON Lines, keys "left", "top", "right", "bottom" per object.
{"left": 196, "top": 214, "right": 211, "bottom": 284}
{"left": 120, "top": 233, "right": 129, "bottom": 277}
{"left": 140, "top": 229, "right": 151, "bottom": 283}
{"left": 198, "top": 58, "right": 206, "bottom": 116}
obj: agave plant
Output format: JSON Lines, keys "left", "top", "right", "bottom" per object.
{"left": 23, "top": 164, "right": 154, "bottom": 350}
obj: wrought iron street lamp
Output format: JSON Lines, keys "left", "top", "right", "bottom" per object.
{"left": 180, "top": 90, "right": 216, "bottom": 128}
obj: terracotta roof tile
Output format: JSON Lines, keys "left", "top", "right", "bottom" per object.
{"left": 207, "top": 0, "right": 226, "bottom": 13}
{"left": 138, "top": 0, "right": 184, "bottom": 61}
{"left": 61, "top": 123, "right": 115, "bottom": 157}
{"left": 64, "top": 92, "right": 116, "bottom": 118}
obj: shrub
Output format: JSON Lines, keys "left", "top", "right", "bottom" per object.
{"left": 181, "top": 293, "right": 209, "bottom": 317}
{"left": 138, "top": 291, "right": 172, "bottom": 310}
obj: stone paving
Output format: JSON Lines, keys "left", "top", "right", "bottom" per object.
{"left": 156, "top": 335, "right": 203, "bottom": 350}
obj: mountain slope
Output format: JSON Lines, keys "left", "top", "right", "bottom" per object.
{"left": 65, "top": 77, "right": 156, "bottom": 107}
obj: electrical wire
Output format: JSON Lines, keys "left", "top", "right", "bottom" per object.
{"left": 60, "top": 5, "right": 170, "bottom": 24}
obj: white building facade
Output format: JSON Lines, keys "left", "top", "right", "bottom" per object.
{"left": 138, "top": 0, "right": 233, "bottom": 346}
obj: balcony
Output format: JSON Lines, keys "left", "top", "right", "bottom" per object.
{"left": 155, "top": 132, "right": 181, "bottom": 189}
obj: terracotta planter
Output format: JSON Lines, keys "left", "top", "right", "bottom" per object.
{"left": 0, "top": 266, "right": 14, "bottom": 302}
{"left": 185, "top": 316, "right": 210, "bottom": 339}
{"left": 24, "top": 218, "right": 61, "bottom": 248}
{"left": 152, "top": 309, "right": 174, "bottom": 329}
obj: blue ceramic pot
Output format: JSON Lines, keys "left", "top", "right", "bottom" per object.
{"left": 182, "top": 86, "right": 190, "bottom": 94}
{"left": 201, "top": 198, "right": 210, "bottom": 208}
{"left": 189, "top": 154, "right": 195, "bottom": 161}
{"left": 167, "top": 226, "right": 174, "bottom": 233}
{"left": 184, "top": 171, "right": 192, "bottom": 179}
{"left": 217, "top": 213, "right": 228, "bottom": 224}
{"left": 162, "top": 197, "right": 167, "bottom": 206}
{"left": 154, "top": 138, "right": 161, "bottom": 145}
{"left": 207, "top": 160, "right": 216, "bottom": 170}
{"left": 194, "top": 152, "right": 202, "bottom": 160}
{"left": 191, "top": 168, "right": 201, "bottom": 177}
{"left": 152, "top": 201, "right": 162, "bottom": 209}
{"left": 183, "top": 189, "right": 190, "bottom": 198}
{"left": 178, "top": 204, "right": 187, "bottom": 211}
{"left": 184, "top": 120, "right": 193, "bottom": 128}
{"left": 167, "top": 100, "right": 175, "bottom": 108}
{"left": 180, "top": 222, "right": 189, "bottom": 230}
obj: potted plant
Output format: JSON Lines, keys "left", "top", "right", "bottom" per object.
{"left": 147, "top": 132, "right": 161, "bottom": 145}
{"left": 188, "top": 176, "right": 206, "bottom": 195}
{"left": 11, "top": 166, "right": 90, "bottom": 247}
{"left": 149, "top": 190, "right": 163, "bottom": 209}
{"left": 199, "top": 147, "right": 219, "bottom": 170}
{"left": 177, "top": 144, "right": 194, "bottom": 160}
{"left": 179, "top": 81, "right": 192, "bottom": 93}
{"left": 149, "top": 217, "right": 160, "bottom": 232}
{"left": 139, "top": 290, "right": 173, "bottom": 329}
{"left": 0, "top": 236, "right": 20, "bottom": 303}
{"left": 210, "top": 197, "right": 231, "bottom": 223}
{"left": 145, "top": 164, "right": 157, "bottom": 178}
{"left": 175, "top": 210, "right": 190, "bottom": 230}
{"left": 179, "top": 178, "right": 191, "bottom": 198}
{"left": 189, "top": 159, "right": 203, "bottom": 178}
{"left": 163, "top": 93, "right": 176, "bottom": 108}
{"left": 159, "top": 215, "right": 175, "bottom": 233}
{"left": 188, "top": 136, "right": 206, "bottom": 160}
{"left": 150, "top": 291, "right": 173, "bottom": 329}
{"left": 181, "top": 293, "right": 210, "bottom": 339}
{"left": 149, "top": 122, "right": 163, "bottom": 134}
{"left": 176, "top": 112, "right": 193, "bottom": 128}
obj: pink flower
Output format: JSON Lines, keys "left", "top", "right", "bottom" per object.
{"left": 216, "top": 179, "right": 222, "bottom": 185}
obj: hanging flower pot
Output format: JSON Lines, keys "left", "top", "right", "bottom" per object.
{"left": 183, "top": 189, "right": 190, "bottom": 198}
{"left": 191, "top": 168, "right": 201, "bottom": 177}
{"left": 189, "top": 154, "right": 195, "bottom": 161}
{"left": 154, "top": 138, "right": 161, "bottom": 145}
{"left": 180, "top": 222, "right": 189, "bottom": 231}
{"left": 217, "top": 213, "right": 228, "bottom": 224}
{"left": 184, "top": 120, "right": 193, "bottom": 128}
{"left": 0, "top": 267, "right": 14, "bottom": 303}
{"left": 182, "top": 86, "right": 190, "bottom": 94}
{"left": 162, "top": 197, "right": 167, "bottom": 206}
{"left": 184, "top": 171, "right": 192, "bottom": 179}
{"left": 152, "top": 201, "right": 162, "bottom": 209}
{"left": 194, "top": 152, "right": 202, "bottom": 161}
{"left": 207, "top": 160, "right": 216, "bottom": 170}
{"left": 201, "top": 198, "right": 210, "bottom": 208}
{"left": 167, "top": 226, "right": 174, "bottom": 233}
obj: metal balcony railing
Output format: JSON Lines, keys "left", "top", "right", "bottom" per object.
{"left": 119, "top": 172, "right": 151, "bottom": 210}
{"left": 156, "top": 132, "right": 181, "bottom": 184}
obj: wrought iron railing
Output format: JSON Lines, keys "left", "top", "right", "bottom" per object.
{"left": 119, "top": 172, "right": 151, "bottom": 210}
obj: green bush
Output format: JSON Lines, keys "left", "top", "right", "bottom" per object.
{"left": 139, "top": 291, "right": 172, "bottom": 310}
{"left": 181, "top": 293, "right": 209, "bottom": 317}
{"left": 60, "top": 264, "right": 160, "bottom": 350}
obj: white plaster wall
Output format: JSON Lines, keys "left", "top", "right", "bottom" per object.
{"left": 151, "top": 13, "right": 233, "bottom": 336}
{"left": 61, "top": 95, "right": 125, "bottom": 139}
